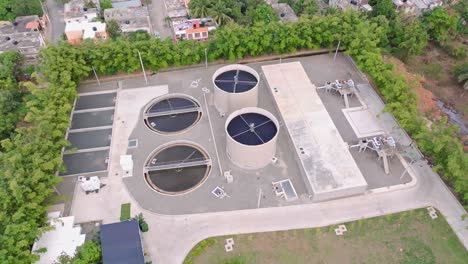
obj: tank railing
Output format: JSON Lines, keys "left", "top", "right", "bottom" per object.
{"left": 145, "top": 106, "right": 200, "bottom": 118}
{"left": 145, "top": 158, "right": 211, "bottom": 172}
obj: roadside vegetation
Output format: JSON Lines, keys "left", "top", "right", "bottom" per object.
{"left": 185, "top": 209, "right": 468, "bottom": 264}
{"left": 188, "top": 0, "right": 278, "bottom": 25}
{"left": 0, "top": 2, "right": 467, "bottom": 263}
{"left": 0, "top": 0, "right": 43, "bottom": 21}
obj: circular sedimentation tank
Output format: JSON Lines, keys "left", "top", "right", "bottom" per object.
{"left": 144, "top": 94, "right": 202, "bottom": 134}
{"left": 144, "top": 142, "right": 211, "bottom": 195}
{"left": 213, "top": 64, "right": 259, "bottom": 115}
{"left": 225, "top": 107, "right": 279, "bottom": 169}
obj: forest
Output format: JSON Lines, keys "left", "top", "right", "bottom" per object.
{"left": 0, "top": 3, "right": 466, "bottom": 263}
{"left": 0, "top": 0, "right": 43, "bottom": 21}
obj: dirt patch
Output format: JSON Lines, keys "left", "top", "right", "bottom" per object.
{"left": 387, "top": 57, "right": 442, "bottom": 119}
{"left": 403, "top": 44, "right": 468, "bottom": 125}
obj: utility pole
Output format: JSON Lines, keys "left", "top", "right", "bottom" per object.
{"left": 204, "top": 48, "right": 208, "bottom": 68}
{"left": 333, "top": 40, "right": 341, "bottom": 62}
{"left": 137, "top": 50, "right": 148, "bottom": 85}
{"left": 92, "top": 66, "right": 101, "bottom": 88}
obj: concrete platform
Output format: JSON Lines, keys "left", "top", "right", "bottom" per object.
{"left": 262, "top": 62, "right": 368, "bottom": 201}
{"left": 342, "top": 106, "right": 385, "bottom": 138}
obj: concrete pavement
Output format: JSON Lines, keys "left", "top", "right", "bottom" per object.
{"left": 44, "top": 0, "right": 65, "bottom": 43}
{"left": 147, "top": 0, "right": 172, "bottom": 39}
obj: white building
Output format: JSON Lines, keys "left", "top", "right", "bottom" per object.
{"left": 32, "top": 212, "right": 86, "bottom": 264}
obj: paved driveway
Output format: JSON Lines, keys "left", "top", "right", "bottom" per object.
{"left": 45, "top": 0, "right": 65, "bottom": 43}
{"left": 147, "top": 0, "right": 173, "bottom": 39}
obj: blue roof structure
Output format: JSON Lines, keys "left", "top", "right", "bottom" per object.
{"left": 100, "top": 220, "right": 145, "bottom": 264}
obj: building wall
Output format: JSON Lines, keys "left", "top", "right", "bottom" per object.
{"left": 66, "top": 30, "right": 83, "bottom": 45}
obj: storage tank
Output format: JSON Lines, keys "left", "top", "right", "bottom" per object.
{"left": 213, "top": 64, "right": 259, "bottom": 115}
{"left": 225, "top": 107, "right": 279, "bottom": 169}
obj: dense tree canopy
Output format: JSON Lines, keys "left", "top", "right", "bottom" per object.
{"left": 422, "top": 7, "right": 457, "bottom": 43}
{"left": 389, "top": 16, "right": 428, "bottom": 58}
{"left": 279, "top": 0, "right": 319, "bottom": 16}
{"left": 369, "top": 0, "right": 396, "bottom": 20}
{"left": 188, "top": 0, "right": 277, "bottom": 25}
{"left": 0, "top": 51, "right": 24, "bottom": 141}
{"left": 0, "top": 0, "right": 43, "bottom": 21}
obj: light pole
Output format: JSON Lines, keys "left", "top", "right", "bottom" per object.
{"left": 137, "top": 50, "right": 148, "bottom": 85}
{"left": 92, "top": 66, "right": 101, "bottom": 88}
{"left": 204, "top": 48, "right": 208, "bottom": 68}
{"left": 333, "top": 40, "right": 341, "bottom": 62}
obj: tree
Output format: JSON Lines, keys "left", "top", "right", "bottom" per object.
{"left": 390, "top": 16, "right": 428, "bottom": 58}
{"left": 369, "top": 0, "right": 396, "bottom": 20}
{"left": 189, "top": 0, "right": 211, "bottom": 18}
{"left": 0, "top": 0, "right": 43, "bottom": 21}
{"left": 100, "top": 0, "right": 112, "bottom": 10}
{"left": 55, "top": 240, "right": 102, "bottom": 264}
{"left": 247, "top": 4, "right": 278, "bottom": 24}
{"left": 422, "top": 7, "right": 457, "bottom": 43}
{"left": 279, "top": 0, "right": 319, "bottom": 16}
{"left": 208, "top": 0, "right": 235, "bottom": 25}
{"left": 106, "top": 19, "right": 121, "bottom": 39}
{"left": 453, "top": 62, "right": 468, "bottom": 91}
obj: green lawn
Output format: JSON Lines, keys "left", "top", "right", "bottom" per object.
{"left": 120, "top": 203, "right": 131, "bottom": 221}
{"left": 185, "top": 209, "right": 467, "bottom": 264}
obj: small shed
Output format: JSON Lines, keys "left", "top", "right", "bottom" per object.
{"left": 100, "top": 220, "right": 145, "bottom": 264}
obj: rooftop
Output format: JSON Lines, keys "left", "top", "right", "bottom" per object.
{"left": 104, "top": 7, "right": 151, "bottom": 33}
{"left": 32, "top": 212, "right": 86, "bottom": 264}
{"left": 0, "top": 16, "right": 44, "bottom": 57}
{"left": 111, "top": 0, "right": 142, "bottom": 8}
{"left": 271, "top": 3, "right": 298, "bottom": 22}
{"left": 65, "top": 0, "right": 100, "bottom": 19}
{"left": 262, "top": 62, "right": 368, "bottom": 200}
{"left": 100, "top": 220, "right": 145, "bottom": 264}
{"left": 172, "top": 18, "right": 216, "bottom": 33}
{"left": 66, "top": 21, "right": 106, "bottom": 34}
{"left": 165, "top": 0, "right": 188, "bottom": 18}
{"left": 330, "top": 0, "right": 371, "bottom": 11}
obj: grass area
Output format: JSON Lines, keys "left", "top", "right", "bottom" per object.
{"left": 185, "top": 209, "right": 467, "bottom": 264}
{"left": 120, "top": 203, "right": 131, "bottom": 221}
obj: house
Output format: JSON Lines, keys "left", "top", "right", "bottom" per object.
{"left": 100, "top": 220, "right": 145, "bottom": 264}
{"left": 172, "top": 18, "right": 216, "bottom": 42}
{"left": 31, "top": 212, "right": 86, "bottom": 264}
{"left": 111, "top": 0, "right": 142, "bottom": 8}
{"left": 165, "top": 0, "right": 188, "bottom": 19}
{"left": 271, "top": 3, "right": 298, "bottom": 22}
{"left": 0, "top": 15, "right": 46, "bottom": 62}
{"left": 329, "top": 0, "right": 373, "bottom": 12}
{"left": 104, "top": 7, "right": 152, "bottom": 33}
{"left": 65, "top": 21, "right": 107, "bottom": 45}
{"left": 393, "top": 0, "right": 443, "bottom": 16}
{"left": 64, "top": 0, "right": 100, "bottom": 23}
